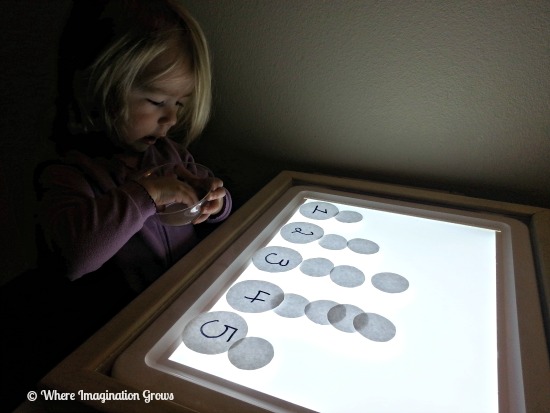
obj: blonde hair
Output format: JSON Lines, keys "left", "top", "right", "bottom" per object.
{"left": 76, "top": 0, "right": 211, "bottom": 146}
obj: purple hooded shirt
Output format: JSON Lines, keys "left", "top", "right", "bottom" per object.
{"left": 36, "top": 137, "right": 231, "bottom": 294}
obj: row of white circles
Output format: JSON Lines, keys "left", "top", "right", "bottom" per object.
{"left": 182, "top": 201, "right": 406, "bottom": 369}
{"left": 182, "top": 279, "right": 397, "bottom": 370}
{"left": 253, "top": 245, "right": 409, "bottom": 292}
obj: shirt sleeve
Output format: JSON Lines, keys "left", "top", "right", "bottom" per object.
{"left": 37, "top": 163, "right": 157, "bottom": 281}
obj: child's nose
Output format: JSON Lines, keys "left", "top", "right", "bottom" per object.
{"left": 159, "top": 106, "right": 178, "bottom": 127}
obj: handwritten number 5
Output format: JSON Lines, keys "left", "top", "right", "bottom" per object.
{"left": 200, "top": 320, "right": 238, "bottom": 342}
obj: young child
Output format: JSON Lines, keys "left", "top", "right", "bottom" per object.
{"left": 2, "top": 1, "right": 231, "bottom": 409}
{"left": 37, "top": 0, "right": 230, "bottom": 296}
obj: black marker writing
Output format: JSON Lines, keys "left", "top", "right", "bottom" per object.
{"left": 200, "top": 320, "right": 238, "bottom": 342}
{"left": 244, "top": 290, "right": 271, "bottom": 303}
{"left": 292, "top": 227, "right": 314, "bottom": 236}
{"left": 265, "top": 252, "right": 290, "bottom": 267}
{"left": 313, "top": 205, "right": 328, "bottom": 214}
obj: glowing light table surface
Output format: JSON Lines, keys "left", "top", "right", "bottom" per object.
{"left": 40, "top": 171, "right": 550, "bottom": 413}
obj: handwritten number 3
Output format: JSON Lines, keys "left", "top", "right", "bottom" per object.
{"left": 264, "top": 252, "right": 290, "bottom": 267}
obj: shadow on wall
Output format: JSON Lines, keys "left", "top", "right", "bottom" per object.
{"left": 0, "top": 1, "right": 71, "bottom": 286}
{"left": 2, "top": 0, "right": 550, "bottom": 287}
{"left": 0, "top": 166, "right": 26, "bottom": 285}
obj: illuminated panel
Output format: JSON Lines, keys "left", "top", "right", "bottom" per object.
{"left": 114, "top": 187, "right": 529, "bottom": 413}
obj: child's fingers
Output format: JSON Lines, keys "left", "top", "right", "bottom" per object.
{"left": 147, "top": 177, "right": 200, "bottom": 207}
{"left": 207, "top": 186, "right": 226, "bottom": 201}
{"left": 174, "top": 181, "right": 200, "bottom": 205}
{"left": 173, "top": 165, "right": 200, "bottom": 183}
{"left": 192, "top": 214, "right": 209, "bottom": 225}
{"left": 208, "top": 177, "right": 224, "bottom": 191}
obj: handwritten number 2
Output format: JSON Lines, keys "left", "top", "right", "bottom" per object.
{"left": 292, "top": 227, "right": 314, "bottom": 236}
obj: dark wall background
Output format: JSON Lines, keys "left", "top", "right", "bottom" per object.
{"left": 0, "top": 0, "right": 71, "bottom": 285}
{"left": 1, "top": 1, "right": 549, "bottom": 287}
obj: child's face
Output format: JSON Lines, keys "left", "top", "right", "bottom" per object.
{"left": 121, "top": 64, "right": 194, "bottom": 153}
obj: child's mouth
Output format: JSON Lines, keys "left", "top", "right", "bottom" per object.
{"left": 143, "top": 136, "right": 157, "bottom": 145}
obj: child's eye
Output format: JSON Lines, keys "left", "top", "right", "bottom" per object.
{"left": 147, "top": 99, "right": 184, "bottom": 108}
{"left": 147, "top": 99, "right": 164, "bottom": 106}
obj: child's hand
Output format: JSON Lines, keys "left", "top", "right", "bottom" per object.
{"left": 192, "top": 177, "right": 226, "bottom": 224}
{"left": 137, "top": 173, "right": 200, "bottom": 209}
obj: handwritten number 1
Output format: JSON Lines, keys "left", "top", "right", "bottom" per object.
{"left": 312, "top": 205, "right": 327, "bottom": 214}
